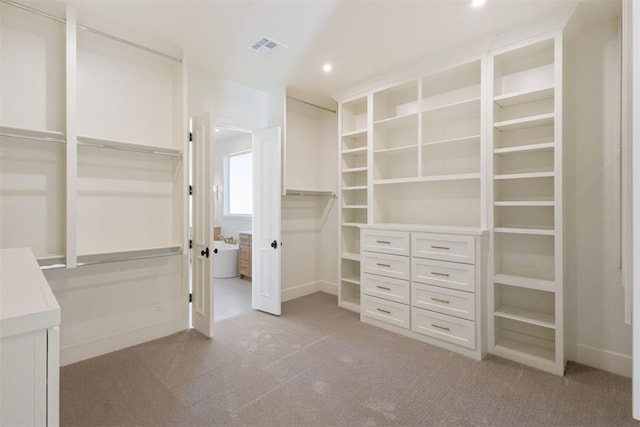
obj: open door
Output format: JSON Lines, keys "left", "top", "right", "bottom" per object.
{"left": 252, "top": 127, "right": 282, "bottom": 315}
{"left": 191, "top": 112, "right": 214, "bottom": 336}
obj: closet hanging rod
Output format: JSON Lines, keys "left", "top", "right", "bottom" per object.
{"left": 0, "top": 131, "right": 66, "bottom": 144}
{"left": 76, "top": 247, "right": 182, "bottom": 267}
{"left": 77, "top": 140, "right": 182, "bottom": 158}
{"left": 1, "top": 0, "right": 65, "bottom": 24}
{"left": 287, "top": 96, "right": 337, "bottom": 114}
{"left": 77, "top": 24, "right": 182, "bottom": 63}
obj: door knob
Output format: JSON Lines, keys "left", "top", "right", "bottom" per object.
{"left": 201, "top": 247, "right": 209, "bottom": 258}
{"left": 213, "top": 248, "right": 218, "bottom": 254}
{"left": 271, "top": 240, "right": 278, "bottom": 249}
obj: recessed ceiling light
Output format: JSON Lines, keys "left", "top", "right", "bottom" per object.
{"left": 471, "top": 0, "right": 486, "bottom": 7}
{"left": 215, "top": 128, "right": 220, "bottom": 133}
{"left": 323, "top": 63, "right": 333, "bottom": 73}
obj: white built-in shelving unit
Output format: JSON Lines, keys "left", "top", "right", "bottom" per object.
{"left": 0, "top": 2, "right": 186, "bottom": 269}
{"left": 488, "top": 35, "right": 564, "bottom": 375}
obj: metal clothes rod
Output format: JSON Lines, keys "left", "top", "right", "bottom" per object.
{"left": 1, "top": 0, "right": 181, "bottom": 63}
{"left": 77, "top": 248, "right": 182, "bottom": 267}
{"left": 287, "top": 96, "right": 337, "bottom": 114}
{"left": 0, "top": 132, "right": 66, "bottom": 144}
{"left": 77, "top": 141, "right": 182, "bottom": 158}
{"left": 77, "top": 24, "right": 182, "bottom": 63}
{"left": 1, "top": 0, "right": 65, "bottom": 23}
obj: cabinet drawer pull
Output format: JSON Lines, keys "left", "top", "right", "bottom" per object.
{"left": 431, "top": 271, "right": 450, "bottom": 277}
{"left": 376, "top": 263, "right": 391, "bottom": 267}
{"left": 376, "top": 285, "right": 391, "bottom": 291}
{"left": 431, "top": 245, "right": 450, "bottom": 250}
{"left": 430, "top": 297, "right": 450, "bottom": 304}
{"left": 431, "top": 324, "right": 450, "bottom": 331}
{"left": 376, "top": 240, "right": 391, "bottom": 244}
{"left": 376, "top": 308, "right": 391, "bottom": 314}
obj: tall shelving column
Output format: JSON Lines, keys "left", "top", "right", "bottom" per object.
{"left": 488, "top": 35, "right": 564, "bottom": 375}
{"left": 338, "top": 96, "right": 369, "bottom": 312}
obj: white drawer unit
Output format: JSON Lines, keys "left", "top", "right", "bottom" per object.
{"left": 362, "top": 273, "right": 410, "bottom": 305}
{"left": 412, "top": 258, "right": 476, "bottom": 293}
{"left": 362, "top": 294, "right": 410, "bottom": 329}
{"left": 412, "top": 308, "right": 476, "bottom": 350}
{"left": 412, "top": 233, "right": 475, "bottom": 264}
{"left": 360, "top": 226, "right": 486, "bottom": 361}
{"left": 363, "top": 252, "right": 410, "bottom": 281}
{"left": 412, "top": 282, "right": 475, "bottom": 321}
{"left": 362, "top": 230, "right": 410, "bottom": 256}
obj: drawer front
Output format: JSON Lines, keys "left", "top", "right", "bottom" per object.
{"left": 412, "top": 258, "right": 475, "bottom": 292}
{"left": 412, "top": 233, "right": 475, "bottom": 264}
{"left": 239, "top": 233, "right": 252, "bottom": 246}
{"left": 239, "top": 245, "right": 250, "bottom": 261}
{"left": 362, "top": 230, "right": 410, "bottom": 256}
{"left": 412, "top": 308, "right": 476, "bottom": 349}
{"left": 239, "top": 260, "right": 251, "bottom": 275}
{"left": 412, "top": 282, "right": 475, "bottom": 321}
{"left": 362, "top": 295, "right": 410, "bottom": 329}
{"left": 362, "top": 273, "right": 410, "bottom": 305}
{"left": 363, "top": 252, "right": 410, "bottom": 281}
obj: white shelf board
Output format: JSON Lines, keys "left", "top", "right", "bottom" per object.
{"left": 494, "top": 113, "right": 554, "bottom": 131}
{"left": 77, "top": 135, "right": 182, "bottom": 157}
{"left": 284, "top": 189, "right": 335, "bottom": 197}
{"left": 494, "top": 337, "right": 556, "bottom": 364}
{"left": 494, "top": 142, "right": 555, "bottom": 155}
{"left": 342, "top": 223, "right": 364, "bottom": 228}
{"left": 0, "top": 124, "right": 65, "bottom": 143}
{"left": 423, "top": 134, "right": 480, "bottom": 147}
{"left": 342, "top": 185, "right": 367, "bottom": 191}
{"left": 341, "top": 252, "right": 361, "bottom": 261}
{"left": 342, "top": 166, "right": 368, "bottom": 173}
{"left": 341, "top": 275, "right": 361, "bottom": 285}
{"left": 373, "top": 173, "right": 481, "bottom": 185}
{"left": 339, "top": 300, "right": 361, "bottom": 313}
{"left": 494, "top": 200, "right": 554, "bottom": 207}
{"left": 342, "top": 205, "right": 367, "bottom": 209}
{"left": 374, "top": 144, "right": 418, "bottom": 155}
{"left": 494, "top": 86, "right": 554, "bottom": 107}
{"left": 422, "top": 96, "right": 481, "bottom": 114}
{"left": 342, "top": 146, "right": 368, "bottom": 155}
{"left": 342, "top": 128, "right": 367, "bottom": 138}
{"left": 494, "top": 305, "right": 555, "bottom": 329}
{"left": 493, "top": 274, "right": 555, "bottom": 292}
{"left": 494, "top": 226, "right": 555, "bottom": 236}
{"left": 494, "top": 171, "right": 555, "bottom": 180}
{"left": 373, "top": 111, "right": 418, "bottom": 129}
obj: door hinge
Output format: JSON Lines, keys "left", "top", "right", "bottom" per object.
{"left": 189, "top": 185, "right": 193, "bottom": 195}
{"left": 189, "top": 239, "right": 192, "bottom": 249}
{"left": 189, "top": 132, "right": 192, "bottom": 142}
{"left": 189, "top": 293, "right": 192, "bottom": 303}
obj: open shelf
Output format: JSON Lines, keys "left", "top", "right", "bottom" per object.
{"left": 342, "top": 223, "right": 363, "bottom": 228}
{"left": 341, "top": 252, "right": 361, "bottom": 261}
{"left": 373, "top": 80, "right": 419, "bottom": 122}
{"left": 342, "top": 166, "right": 368, "bottom": 173}
{"left": 342, "top": 146, "right": 367, "bottom": 155}
{"left": 494, "top": 274, "right": 555, "bottom": 292}
{"left": 0, "top": 125, "right": 65, "bottom": 144}
{"left": 423, "top": 96, "right": 480, "bottom": 114}
{"left": 494, "top": 86, "right": 554, "bottom": 107}
{"left": 494, "top": 337, "right": 555, "bottom": 364}
{"left": 494, "top": 171, "right": 554, "bottom": 180}
{"left": 341, "top": 275, "right": 361, "bottom": 285}
{"left": 494, "top": 305, "right": 555, "bottom": 329}
{"left": 494, "top": 113, "right": 554, "bottom": 131}
{"left": 494, "top": 142, "right": 554, "bottom": 155}
{"left": 284, "top": 189, "right": 335, "bottom": 197}
{"left": 494, "top": 226, "right": 554, "bottom": 236}
{"left": 373, "top": 144, "right": 418, "bottom": 155}
{"left": 424, "top": 134, "right": 480, "bottom": 147}
{"left": 342, "top": 128, "right": 367, "bottom": 138}
{"left": 77, "top": 135, "right": 182, "bottom": 157}
{"left": 342, "top": 97, "right": 368, "bottom": 134}
{"left": 494, "top": 201, "right": 554, "bottom": 207}
{"left": 342, "top": 185, "right": 367, "bottom": 191}
{"left": 374, "top": 173, "right": 481, "bottom": 185}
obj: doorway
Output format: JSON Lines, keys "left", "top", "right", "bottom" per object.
{"left": 211, "top": 125, "right": 253, "bottom": 321}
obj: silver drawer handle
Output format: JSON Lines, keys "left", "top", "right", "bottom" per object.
{"left": 431, "top": 245, "right": 450, "bottom": 250}
{"left": 431, "top": 324, "right": 450, "bottom": 331}
{"left": 376, "top": 263, "right": 391, "bottom": 268}
{"left": 376, "top": 285, "right": 391, "bottom": 291}
{"left": 431, "top": 297, "right": 450, "bottom": 304}
{"left": 431, "top": 271, "right": 450, "bottom": 277}
{"left": 376, "top": 240, "right": 391, "bottom": 244}
{"left": 376, "top": 308, "right": 391, "bottom": 314}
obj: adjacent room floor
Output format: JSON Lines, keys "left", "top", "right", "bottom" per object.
{"left": 60, "top": 292, "right": 636, "bottom": 426}
{"left": 213, "top": 277, "right": 252, "bottom": 321}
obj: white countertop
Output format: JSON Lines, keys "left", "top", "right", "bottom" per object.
{"left": 358, "top": 223, "right": 488, "bottom": 236}
{"left": 0, "top": 248, "right": 60, "bottom": 338}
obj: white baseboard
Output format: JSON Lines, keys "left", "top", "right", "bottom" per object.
{"left": 281, "top": 281, "right": 339, "bottom": 302}
{"left": 60, "top": 319, "right": 186, "bottom": 366}
{"left": 573, "top": 343, "right": 632, "bottom": 377}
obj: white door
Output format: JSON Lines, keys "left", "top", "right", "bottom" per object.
{"left": 191, "top": 112, "right": 214, "bottom": 336}
{"left": 252, "top": 127, "right": 282, "bottom": 315}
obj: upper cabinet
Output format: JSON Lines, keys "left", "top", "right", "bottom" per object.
{"left": 283, "top": 94, "right": 337, "bottom": 196}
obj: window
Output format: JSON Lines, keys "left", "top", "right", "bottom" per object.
{"left": 225, "top": 151, "right": 252, "bottom": 216}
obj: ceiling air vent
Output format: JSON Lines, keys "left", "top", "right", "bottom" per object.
{"left": 250, "top": 37, "right": 287, "bottom": 55}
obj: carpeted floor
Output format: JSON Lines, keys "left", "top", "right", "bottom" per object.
{"left": 60, "top": 292, "right": 637, "bottom": 426}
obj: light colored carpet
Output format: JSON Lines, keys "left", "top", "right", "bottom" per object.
{"left": 213, "top": 277, "right": 252, "bottom": 321}
{"left": 60, "top": 292, "right": 636, "bottom": 426}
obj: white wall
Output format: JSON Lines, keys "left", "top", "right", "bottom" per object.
{"left": 565, "top": 17, "right": 631, "bottom": 376}
{"left": 213, "top": 132, "right": 252, "bottom": 241}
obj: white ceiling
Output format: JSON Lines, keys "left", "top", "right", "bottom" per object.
{"left": 24, "top": 0, "right": 620, "bottom": 101}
